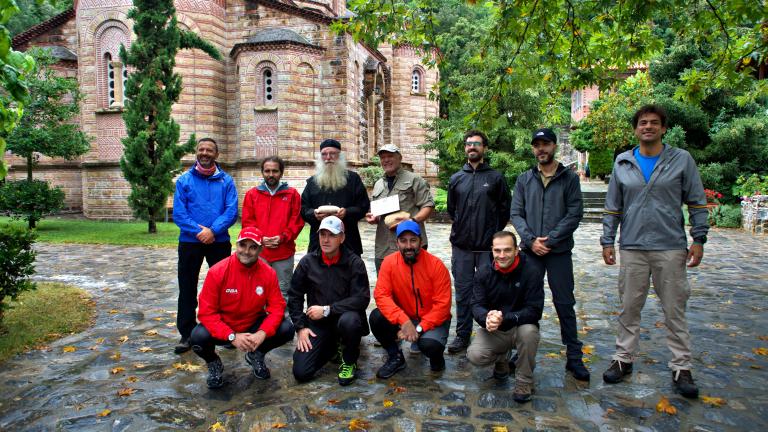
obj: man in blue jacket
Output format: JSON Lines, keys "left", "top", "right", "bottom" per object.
{"left": 510, "top": 128, "right": 589, "bottom": 381}
{"left": 172, "top": 137, "right": 239, "bottom": 354}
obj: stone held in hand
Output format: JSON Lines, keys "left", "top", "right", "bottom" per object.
{"left": 384, "top": 211, "right": 411, "bottom": 228}
{"left": 317, "top": 205, "right": 341, "bottom": 215}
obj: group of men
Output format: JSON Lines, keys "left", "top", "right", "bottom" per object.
{"left": 171, "top": 104, "right": 708, "bottom": 403}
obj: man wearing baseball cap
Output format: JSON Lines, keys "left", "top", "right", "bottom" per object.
{"left": 190, "top": 227, "right": 294, "bottom": 389}
{"left": 365, "top": 144, "right": 435, "bottom": 273}
{"left": 510, "top": 127, "right": 590, "bottom": 381}
{"left": 370, "top": 220, "right": 452, "bottom": 378}
{"left": 288, "top": 216, "right": 370, "bottom": 386}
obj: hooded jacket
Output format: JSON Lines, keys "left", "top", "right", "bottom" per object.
{"left": 173, "top": 165, "right": 238, "bottom": 243}
{"left": 510, "top": 163, "right": 583, "bottom": 254}
{"left": 287, "top": 247, "right": 370, "bottom": 332}
{"left": 471, "top": 254, "right": 544, "bottom": 331}
{"left": 374, "top": 249, "right": 452, "bottom": 332}
{"left": 197, "top": 254, "right": 286, "bottom": 340}
{"left": 601, "top": 145, "right": 709, "bottom": 250}
{"left": 447, "top": 162, "right": 511, "bottom": 251}
{"left": 241, "top": 182, "right": 304, "bottom": 262}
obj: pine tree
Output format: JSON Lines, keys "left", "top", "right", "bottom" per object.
{"left": 119, "top": 0, "right": 221, "bottom": 233}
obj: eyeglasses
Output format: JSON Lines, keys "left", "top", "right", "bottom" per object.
{"left": 321, "top": 151, "right": 340, "bottom": 158}
{"left": 464, "top": 141, "right": 484, "bottom": 147}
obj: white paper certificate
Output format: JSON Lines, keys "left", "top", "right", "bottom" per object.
{"left": 370, "top": 195, "right": 400, "bottom": 217}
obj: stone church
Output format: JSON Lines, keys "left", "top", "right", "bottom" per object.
{"left": 9, "top": 0, "right": 439, "bottom": 219}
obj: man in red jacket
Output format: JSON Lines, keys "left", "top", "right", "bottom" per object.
{"left": 241, "top": 156, "right": 305, "bottom": 298}
{"left": 370, "top": 220, "right": 452, "bottom": 378}
{"left": 191, "top": 227, "right": 294, "bottom": 389}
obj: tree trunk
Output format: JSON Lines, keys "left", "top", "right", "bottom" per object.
{"left": 26, "top": 154, "right": 33, "bottom": 182}
{"left": 148, "top": 210, "right": 157, "bottom": 234}
{"left": 28, "top": 217, "right": 36, "bottom": 229}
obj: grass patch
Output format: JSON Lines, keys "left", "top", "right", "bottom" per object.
{"left": 0, "top": 217, "right": 310, "bottom": 250}
{"left": 0, "top": 282, "right": 96, "bottom": 363}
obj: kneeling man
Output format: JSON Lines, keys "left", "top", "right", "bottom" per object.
{"left": 288, "top": 216, "right": 370, "bottom": 386}
{"left": 191, "top": 227, "right": 294, "bottom": 389}
{"left": 467, "top": 231, "right": 544, "bottom": 403}
{"left": 370, "top": 220, "right": 452, "bottom": 378}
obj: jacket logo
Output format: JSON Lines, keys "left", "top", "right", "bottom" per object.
{"left": 483, "top": 182, "right": 490, "bottom": 187}
{"left": 225, "top": 288, "right": 238, "bottom": 294}
{"left": 515, "top": 282, "right": 520, "bottom": 287}
{"left": 282, "top": 196, "right": 288, "bottom": 201}
{"left": 255, "top": 286, "right": 264, "bottom": 296}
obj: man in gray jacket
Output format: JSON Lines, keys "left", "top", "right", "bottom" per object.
{"left": 510, "top": 128, "right": 589, "bottom": 381}
{"left": 601, "top": 104, "right": 709, "bottom": 399}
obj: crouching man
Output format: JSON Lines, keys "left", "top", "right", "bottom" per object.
{"left": 370, "top": 221, "right": 452, "bottom": 378}
{"left": 191, "top": 227, "right": 294, "bottom": 389}
{"left": 467, "top": 231, "right": 544, "bottom": 403}
{"left": 288, "top": 216, "right": 370, "bottom": 386}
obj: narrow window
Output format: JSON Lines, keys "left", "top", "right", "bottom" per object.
{"left": 264, "top": 69, "right": 274, "bottom": 103}
{"left": 106, "top": 53, "right": 115, "bottom": 106}
{"left": 411, "top": 69, "right": 421, "bottom": 93}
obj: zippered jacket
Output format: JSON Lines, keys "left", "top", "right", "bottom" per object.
{"left": 173, "top": 165, "right": 239, "bottom": 243}
{"left": 374, "top": 249, "right": 451, "bottom": 332}
{"left": 287, "top": 247, "right": 370, "bottom": 332}
{"left": 241, "top": 183, "right": 305, "bottom": 262}
{"left": 471, "top": 254, "right": 544, "bottom": 331}
{"left": 448, "top": 162, "right": 511, "bottom": 251}
{"left": 510, "top": 163, "right": 583, "bottom": 253}
{"left": 601, "top": 145, "right": 709, "bottom": 250}
{"left": 197, "top": 254, "right": 285, "bottom": 340}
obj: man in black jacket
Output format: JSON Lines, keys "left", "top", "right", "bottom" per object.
{"left": 301, "top": 139, "right": 370, "bottom": 256}
{"left": 447, "top": 130, "right": 511, "bottom": 353}
{"left": 510, "top": 128, "right": 589, "bottom": 381}
{"left": 467, "top": 231, "right": 543, "bottom": 403}
{"left": 288, "top": 216, "right": 370, "bottom": 386}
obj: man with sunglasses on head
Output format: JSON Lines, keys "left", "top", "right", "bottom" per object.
{"left": 446, "top": 130, "right": 511, "bottom": 354}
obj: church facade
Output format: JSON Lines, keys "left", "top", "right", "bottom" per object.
{"left": 9, "top": 0, "right": 439, "bottom": 219}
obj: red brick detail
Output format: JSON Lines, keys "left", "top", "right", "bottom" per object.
{"left": 96, "top": 113, "right": 126, "bottom": 160}
{"left": 254, "top": 111, "right": 278, "bottom": 158}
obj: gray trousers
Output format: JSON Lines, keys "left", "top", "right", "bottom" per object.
{"left": 467, "top": 324, "right": 540, "bottom": 384}
{"left": 614, "top": 249, "right": 692, "bottom": 371}
{"left": 451, "top": 246, "right": 491, "bottom": 339}
{"left": 267, "top": 256, "right": 294, "bottom": 300}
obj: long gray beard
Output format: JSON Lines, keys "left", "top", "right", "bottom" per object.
{"left": 314, "top": 153, "right": 348, "bottom": 191}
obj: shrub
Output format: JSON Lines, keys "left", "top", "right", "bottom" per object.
{"left": 434, "top": 188, "right": 447, "bottom": 212}
{"left": 0, "top": 225, "right": 37, "bottom": 324}
{"left": 709, "top": 204, "right": 741, "bottom": 228}
{"left": 358, "top": 156, "right": 384, "bottom": 188}
{"left": 0, "top": 180, "right": 64, "bottom": 229}
{"left": 733, "top": 174, "right": 768, "bottom": 199}
{"left": 589, "top": 148, "right": 614, "bottom": 179}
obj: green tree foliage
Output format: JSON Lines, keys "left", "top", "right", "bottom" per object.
{"left": 588, "top": 148, "right": 614, "bottom": 179}
{"left": 119, "top": 0, "right": 221, "bottom": 233}
{"left": 6, "top": 0, "right": 72, "bottom": 37}
{"left": 358, "top": 156, "right": 384, "bottom": 188}
{"left": 0, "top": 179, "right": 64, "bottom": 228}
{"left": 0, "top": 224, "right": 37, "bottom": 324}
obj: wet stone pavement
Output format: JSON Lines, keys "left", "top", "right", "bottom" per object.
{"left": 1, "top": 223, "right": 767, "bottom": 431}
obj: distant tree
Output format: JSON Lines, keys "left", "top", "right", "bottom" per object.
{"left": 119, "top": 0, "right": 222, "bottom": 233}
{"left": 6, "top": 0, "right": 73, "bottom": 37}
{"left": 0, "top": 224, "right": 37, "bottom": 325}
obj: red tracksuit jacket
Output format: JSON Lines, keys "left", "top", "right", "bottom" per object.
{"left": 241, "top": 183, "right": 304, "bottom": 263}
{"left": 197, "top": 254, "right": 286, "bottom": 340}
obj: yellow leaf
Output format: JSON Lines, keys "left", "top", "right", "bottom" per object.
{"left": 208, "top": 421, "right": 226, "bottom": 431}
{"left": 111, "top": 367, "right": 125, "bottom": 374}
{"left": 126, "top": 376, "right": 139, "bottom": 383}
{"left": 655, "top": 396, "right": 677, "bottom": 415}
{"left": 753, "top": 347, "right": 768, "bottom": 356}
{"left": 110, "top": 352, "right": 121, "bottom": 361}
{"left": 582, "top": 345, "right": 594, "bottom": 355}
{"left": 383, "top": 400, "right": 394, "bottom": 407}
{"left": 95, "top": 337, "right": 105, "bottom": 344}
{"left": 544, "top": 352, "right": 560, "bottom": 359}
{"left": 348, "top": 418, "right": 370, "bottom": 431}
{"left": 701, "top": 396, "right": 727, "bottom": 407}
{"left": 655, "top": 321, "right": 665, "bottom": 328}
{"left": 63, "top": 346, "right": 77, "bottom": 353}
{"left": 173, "top": 362, "right": 203, "bottom": 372}
{"left": 394, "top": 386, "right": 406, "bottom": 393}
{"left": 224, "top": 410, "right": 238, "bottom": 416}
{"left": 491, "top": 426, "right": 508, "bottom": 432}
{"left": 153, "top": 317, "right": 164, "bottom": 321}
{"left": 133, "top": 363, "right": 146, "bottom": 369}
{"left": 712, "top": 323, "right": 728, "bottom": 329}
{"left": 272, "top": 423, "right": 287, "bottom": 429}
{"left": 118, "top": 335, "right": 129, "bottom": 344}
{"left": 138, "top": 347, "right": 153, "bottom": 353}
{"left": 109, "top": 309, "right": 119, "bottom": 314}
{"left": 165, "top": 322, "right": 176, "bottom": 328}
{"left": 117, "top": 387, "right": 135, "bottom": 397}
{"left": 582, "top": 357, "right": 591, "bottom": 363}
{"left": 758, "top": 335, "right": 768, "bottom": 341}
{"left": 97, "top": 409, "right": 111, "bottom": 417}
{"left": 750, "top": 364, "right": 763, "bottom": 370}
{"left": 328, "top": 399, "right": 339, "bottom": 405}
{"left": 144, "top": 330, "right": 159, "bottom": 336}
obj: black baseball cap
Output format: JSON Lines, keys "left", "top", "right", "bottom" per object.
{"left": 530, "top": 128, "right": 557, "bottom": 144}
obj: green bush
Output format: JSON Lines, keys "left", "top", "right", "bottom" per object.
{"left": 0, "top": 224, "right": 37, "bottom": 324}
{"left": 709, "top": 204, "right": 741, "bottom": 228}
{"left": 0, "top": 180, "right": 64, "bottom": 229}
{"left": 358, "top": 156, "right": 384, "bottom": 188}
{"left": 434, "top": 188, "right": 447, "bottom": 212}
{"left": 733, "top": 174, "right": 768, "bottom": 198}
{"left": 589, "top": 148, "right": 614, "bottom": 179}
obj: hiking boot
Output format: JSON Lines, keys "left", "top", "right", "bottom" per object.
{"left": 206, "top": 358, "right": 224, "bottom": 389}
{"left": 174, "top": 337, "right": 191, "bottom": 354}
{"left": 513, "top": 379, "right": 533, "bottom": 403}
{"left": 376, "top": 350, "right": 406, "bottom": 379}
{"left": 245, "top": 351, "right": 270, "bottom": 379}
{"left": 566, "top": 358, "right": 591, "bottom": 382}
{"left": 673, "top": 369, "right": 699, "bottom": 398}
{"left": 429, "top": 355, "right": 446, "bottom": 372}
{"left": 446, "top": 336, "right": 470, "bottom": 354}
{"left": 492, "top": 357, "right": 510, "bottom": 380}
{"left": 338, "top": 361, "right": 357, "bottom": 386}
{"left": 603, "top": 360, "right": 633, "bottom": 384}
{"left": 409, "top": 341, "right": 421, "bottom": 356}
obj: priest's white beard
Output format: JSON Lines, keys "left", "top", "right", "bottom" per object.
{"left": 314, "top": 152, "right": 348, "bottom": 191}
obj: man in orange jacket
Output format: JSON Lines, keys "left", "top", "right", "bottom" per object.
{"left": 191, "top": 227, "right": 294, "bottom": 389}
{"left": 370, "top": 220, "right": 452, "bottom": 378}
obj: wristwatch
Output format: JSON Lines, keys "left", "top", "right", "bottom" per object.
{"left": 415, "top": 324, "right": 423, "bottom": 334}
{"left": 322, "top": 305, "right": 330, "bottom": 317}
{"left": 693, "top": 236, "right": 707, "bottom": 245}
{"left": 228, "top": 332, "right": 236, "bottom": 342}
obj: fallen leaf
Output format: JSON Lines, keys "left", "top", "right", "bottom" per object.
{"left": 750, "top": 365, "right": 763, "bottom": 370}
{"left": 706, "top": 364, "right": 716, "bottom": 369}
{"left": 348, "top": 418, "right": 370, "bottom": 431}
{"left": 97, "top": 409, "right": 111, "bottom": 417}
{"left": 753, "top": 347, "right": 768, "bottom": 356}
{"left": 137, "top": 347, "right": 153, "bottom": 353}
{"left": 117, "top": 388, "right": 135, "bottom": 397}
{"left": 73, "top": 403, "right": 84, "bottom": 411}
{"left": 126, "top": 376, "right": 139, "bottom": 383}
{"left": 272, "top": 423, "right": 287, "bottom": 429}
{"left": 701, "top": 396, "right": 727, "bottom": 407}
{"left": 162, "top": 368, "right": 175, "bottom": 375}
{"left": 582, "top": 357, "right": 592, "bottom": 363}
{"left": 153, "top": 317, "right": 164, "bottom": 321}
{"left": 111, "top": 367, "right": 125, "bottom": 374}
{"left": 542, "top": 313, "right": 550, "bottom": 320}
{"left": 95, "top": 337, "right": 105, "bottom": 344}
{"left": 173, "top": 362, "right": 203, "bottom": 372}
{"left": 328, "top": 399, "right": 339, "bottom": 405}
{"left": 110, "top": 352, "right": 121, "bottom": 361}
{"left": 655, "top": 321, "right": 665, "bottom": 328}
{"left": 394, "top": 386, "right": 406, "bottom": 393}
{"left": 544, "top": 352, "right": 560, "bottom": 359}
{"left": 133, "top": 363, "right": 146, "bottom": 369}
{"left": 144, "top": 330, "right": 159, "bottom": 336}
{"left": 383, "top": 399, "right": 394, "bottom": 407}
{"left": 224, "top": 410, "right": 238, "bottom": 416}
{"left": 758, "top": 335, "right": 768, "bottom": 341}
{"left": 491, "top": 427, "right": 508, "bottom": 432}
{"left": 165, "top": 322, "right": 176, "bottom": 328}
{"left": 165, "top": 310, "right": 176, "bottom": 315}
{"left": 63, "top": 346, "right": 77, "bottom": 353}
{"left": 711, "top": 322, "right": 728, "bottom": 329}
{"left": 582, "top": 345, "right": 594, "bottom": 355}
{"left": 208, "top": 422, "right": 225, "bottom": 431}
{"left": 109, "top": 309, "right": 119, "bottom": 314}
{"left": 655, "top": 396, "right": 677, "bottom": 415}
{"left": 603, "top": 407, "right": 615, "bottom": 418}
{"left": 118, "top": 335, "right": 129, "bottom": 344}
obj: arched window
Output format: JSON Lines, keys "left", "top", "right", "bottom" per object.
{"left": 96, "top": 22, "right": 130, "bottom": 109}
{"left": 411, "top": 68, "right": 423, "bottom": 93}
{"left": 263, "top": 68, "right": 275, "bottom": 104}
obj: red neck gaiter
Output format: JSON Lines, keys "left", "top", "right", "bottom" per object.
{"left": 494, "top": 255, "right": 520, "bottom": 274}
{"left": 195, "top": 161, "right": 216, "bottom": 177}
{"left": 322, "top": 251, "right": 341, "bottom": 266}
